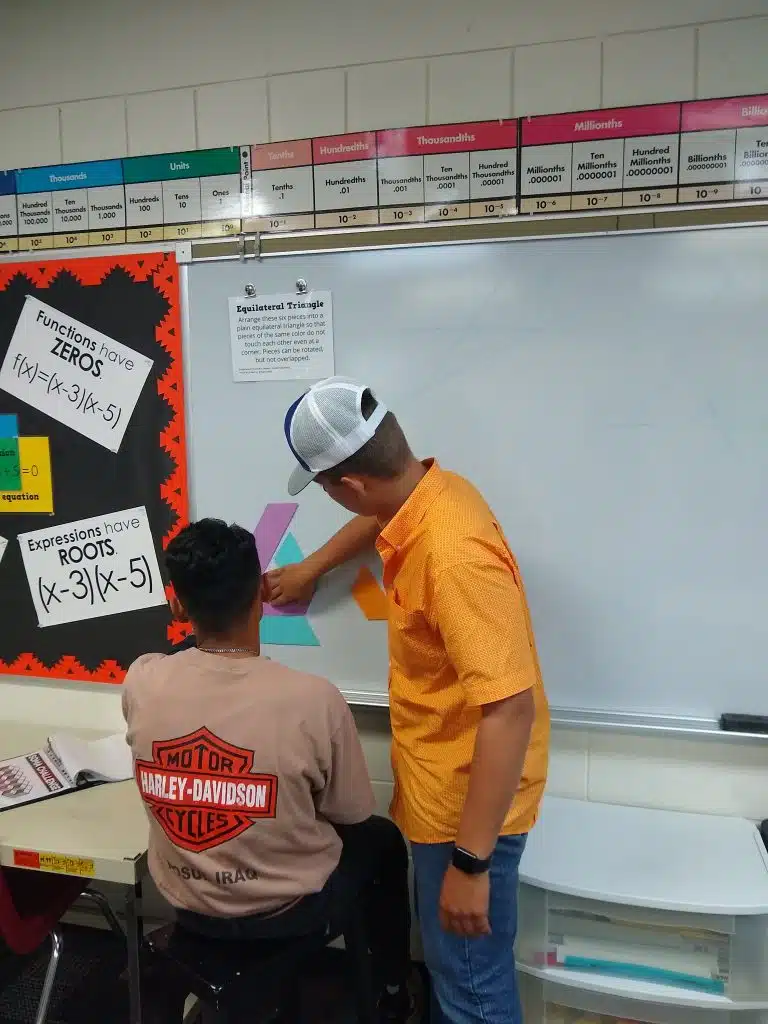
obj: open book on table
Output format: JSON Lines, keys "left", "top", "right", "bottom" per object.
{"left": 0, "top": 733, "right": 133, "bottom": 812}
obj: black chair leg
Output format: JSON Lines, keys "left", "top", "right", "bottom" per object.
{"left": 343, "top": 916, "right": 376, "bottom": 1024}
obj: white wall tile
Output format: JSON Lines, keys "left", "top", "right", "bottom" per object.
{"left": 603, "top": 27, "right": 695, "bottom": 107}
{"left": 0, "top": 680, "right": 123, "bottom": 731}
{"left": 546, "top": 730, "right": 589, "bottom": 799}
{"left": 457, "top": 2, "right": 768, "bottom": 58}
{"left": 61, "top": 97, "right": 126, "bottom": 163}
{"left": 268, "top": 70, "right": 345, "bottom": 141}
{"left": 697, "top": 17, "right": 768, "bottom": 98}
{"left": 196, "top": 78, "right": 269, "bottom": 150}
{"left": 261, "top": 0, "right": 433, "bottom": 74}
{"left": 371, "top": 780, "right": 394, "bottom": 819}
{"left": 127, "top": 89, "right": 196, "bottom": 156}
{"left": 347, "top": 60, "right": 427, "bottom": 132}
{"left": 0, "top": 0, "right": 269, "bottom": 109}
{"left": 354, "top": 710, "right": 394, "bottom": 783}
{"left": 514, "top": 38, "right": 601, "bottom": 116}
{"left": 428, "top": 51, "right": 512, "bottom": 125}
{"left": 587, "top": 733, "right": 768, "bottom": 819}
{"left": 0, "top": 105, "right": 60, "bottom": 169}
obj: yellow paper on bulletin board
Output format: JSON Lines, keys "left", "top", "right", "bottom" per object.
{"left": 0, "top": 437, "right": 53, "bottom": 513}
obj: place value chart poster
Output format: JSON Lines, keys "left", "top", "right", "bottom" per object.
{"left": 0, "top": 252, "right": 187, "bottom": 683}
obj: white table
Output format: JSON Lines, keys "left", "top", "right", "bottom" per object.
{"left": 0, "top": 722, "right": 149, "bottom": 1024}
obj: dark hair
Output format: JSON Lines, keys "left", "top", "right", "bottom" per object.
{"left": 165, "top": 519, "right": 261, "bottom": 633}
{"left": 322, "top": 390, "right": 412, "bottom": 483}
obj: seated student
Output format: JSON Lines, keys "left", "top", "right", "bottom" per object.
{"left": 123, "top": 518, "right": 416, "bottom": 1022}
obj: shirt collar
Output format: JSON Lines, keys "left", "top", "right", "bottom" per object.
{"left": 378, "top": 459, "right": 444, "bottom": 553}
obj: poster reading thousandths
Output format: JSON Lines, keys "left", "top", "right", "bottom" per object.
{"left": 229, "top": 291, "right": 334, "bottom": 382}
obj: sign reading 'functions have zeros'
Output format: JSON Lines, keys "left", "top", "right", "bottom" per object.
{"left": 0, "top": 296, "right": 153, "bottom": 452}
{"left": 0, "top": 94, "right": 767, "bottom": 254}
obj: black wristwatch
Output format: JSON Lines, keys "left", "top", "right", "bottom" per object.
{"left": 452, "top": 845, "right": 492, "bottom": 875}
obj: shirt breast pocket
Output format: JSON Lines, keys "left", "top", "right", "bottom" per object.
{"left": 387, "top": 598, "right": 445, "bottom": 678}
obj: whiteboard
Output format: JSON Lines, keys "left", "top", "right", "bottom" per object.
{"left": 183, "top": 225, "right": 767, "bottom": 719}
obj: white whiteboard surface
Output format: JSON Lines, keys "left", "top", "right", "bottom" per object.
{"left": 183, "top": 225, "right": 767, "bottom": 718}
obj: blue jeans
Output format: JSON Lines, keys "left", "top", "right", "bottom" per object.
{"left": 411, "top": 834, "right": 527, "bottom": 1024}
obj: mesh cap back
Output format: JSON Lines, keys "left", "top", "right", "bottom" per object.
{"left": 284, "top": 377, "right": 387, "bottom": 495}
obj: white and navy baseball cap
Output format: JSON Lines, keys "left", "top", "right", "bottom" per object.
{"left": 284, "top": 376, "right": 388, "bottom": 495}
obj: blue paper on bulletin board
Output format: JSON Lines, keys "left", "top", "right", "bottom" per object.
{"left": 0, "top": 415, "right": 19, "bottom": 437}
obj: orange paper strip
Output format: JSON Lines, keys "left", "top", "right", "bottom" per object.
{"left": 352, "top": 566, "right": 388, "bottom": 621}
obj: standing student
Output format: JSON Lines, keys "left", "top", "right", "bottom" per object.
{"left": 123, "top": 518, "right": 417, "bottom": 1023}
{"left": 266, "top": 377, "right": 550, "bottom": 1024}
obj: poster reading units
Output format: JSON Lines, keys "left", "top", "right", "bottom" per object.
{"left": 0, "top": 295, "right": 153, "bottom": 452}
{"left": 0, "top": 252, "right": 188, "bottom": 684}
{"left": 229, "top": 291, "right": 334, "bottom": 382}
{"left": 19, "top": 507, "right": 164, "bottom": 627}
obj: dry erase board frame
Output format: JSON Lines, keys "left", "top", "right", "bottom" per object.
{"left": 179, "top": 224, "right": 768, "bottom": 734}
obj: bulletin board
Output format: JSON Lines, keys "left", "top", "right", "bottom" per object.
{"left": 0, "top": 252, "right": 187, "bottom": 684}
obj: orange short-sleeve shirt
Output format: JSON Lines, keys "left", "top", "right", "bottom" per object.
{"left": 376, "top": 460, "right": 550, "bottom": 844}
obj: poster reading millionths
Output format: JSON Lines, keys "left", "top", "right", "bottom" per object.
{"left": 520, "top": 103, "right": 682, "bottom": 212}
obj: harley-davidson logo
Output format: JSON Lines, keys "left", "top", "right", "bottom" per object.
{"left": 135, "top": 727, "right": 278, "bottom": 852}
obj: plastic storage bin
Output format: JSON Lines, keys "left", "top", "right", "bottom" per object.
{"left": 518, "top": 884, "right": 768, "bottom": 1001}
{"left": 519, "top": 970, "right": 768, "bottom": 1024}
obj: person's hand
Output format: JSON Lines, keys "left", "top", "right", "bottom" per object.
{"left": 264, "top": 563, "right": 318, "bottom": 606}
{"left": 439, "top": 865, "right": 491, "bottom": 937}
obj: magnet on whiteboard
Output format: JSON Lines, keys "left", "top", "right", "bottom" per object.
{"left": 244, "top": 284, "right": 256, "bottom": 297}
{"left": 296, "top": 279, "right": 308, "bottom": 294}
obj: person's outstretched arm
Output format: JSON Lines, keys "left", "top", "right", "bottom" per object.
{"left": 264, "top": 515, "right": 380, "bottom": 605}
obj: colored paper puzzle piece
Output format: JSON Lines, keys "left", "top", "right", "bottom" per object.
{"left": 254, "top": 503, "right": 318, "bottom": 645}
{"left": 264, "top": 530, "right": 311, "bottom": 618}
{"left": 0, "top": 437, "right": 21, "bottom": 491}
{"left": 260, "top": 616, "right": 320, "bottom": 647}
{"left": 274, "top": 532, "right": 303, "bottom": 569}
{"left": 255, "top": 503, "right": 298, "bottom": 567}
{"left": 0, "top": 415, "right": 18, "bottom": 437}
{"left": 352, "top": 565, "right": 388, "bottom": 621}
{"left": 0, "top": 437, "right": 53, "bottom": 513}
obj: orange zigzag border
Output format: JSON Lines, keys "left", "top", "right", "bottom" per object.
{"left": 0, "top": 251, "right": 188, "bottom": 684}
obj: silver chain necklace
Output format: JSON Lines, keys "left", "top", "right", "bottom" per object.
{"left": 198, "top": 646, "right": 259, "bottom": 655}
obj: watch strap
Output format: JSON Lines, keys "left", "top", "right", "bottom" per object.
{"left": 452, "top": 845, "right": 492, "bottom": 875}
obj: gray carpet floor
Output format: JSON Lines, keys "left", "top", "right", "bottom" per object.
{"left": 0, "top": 925, "right": 376, "bottom": 1024}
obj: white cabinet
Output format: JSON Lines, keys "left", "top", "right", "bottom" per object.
{"left": 517, "top": 798, "right": 768, "bottom": 1023}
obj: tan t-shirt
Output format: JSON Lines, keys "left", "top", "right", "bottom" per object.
{"left": 122, "top": 649, "right": 374, "bottom": 918}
